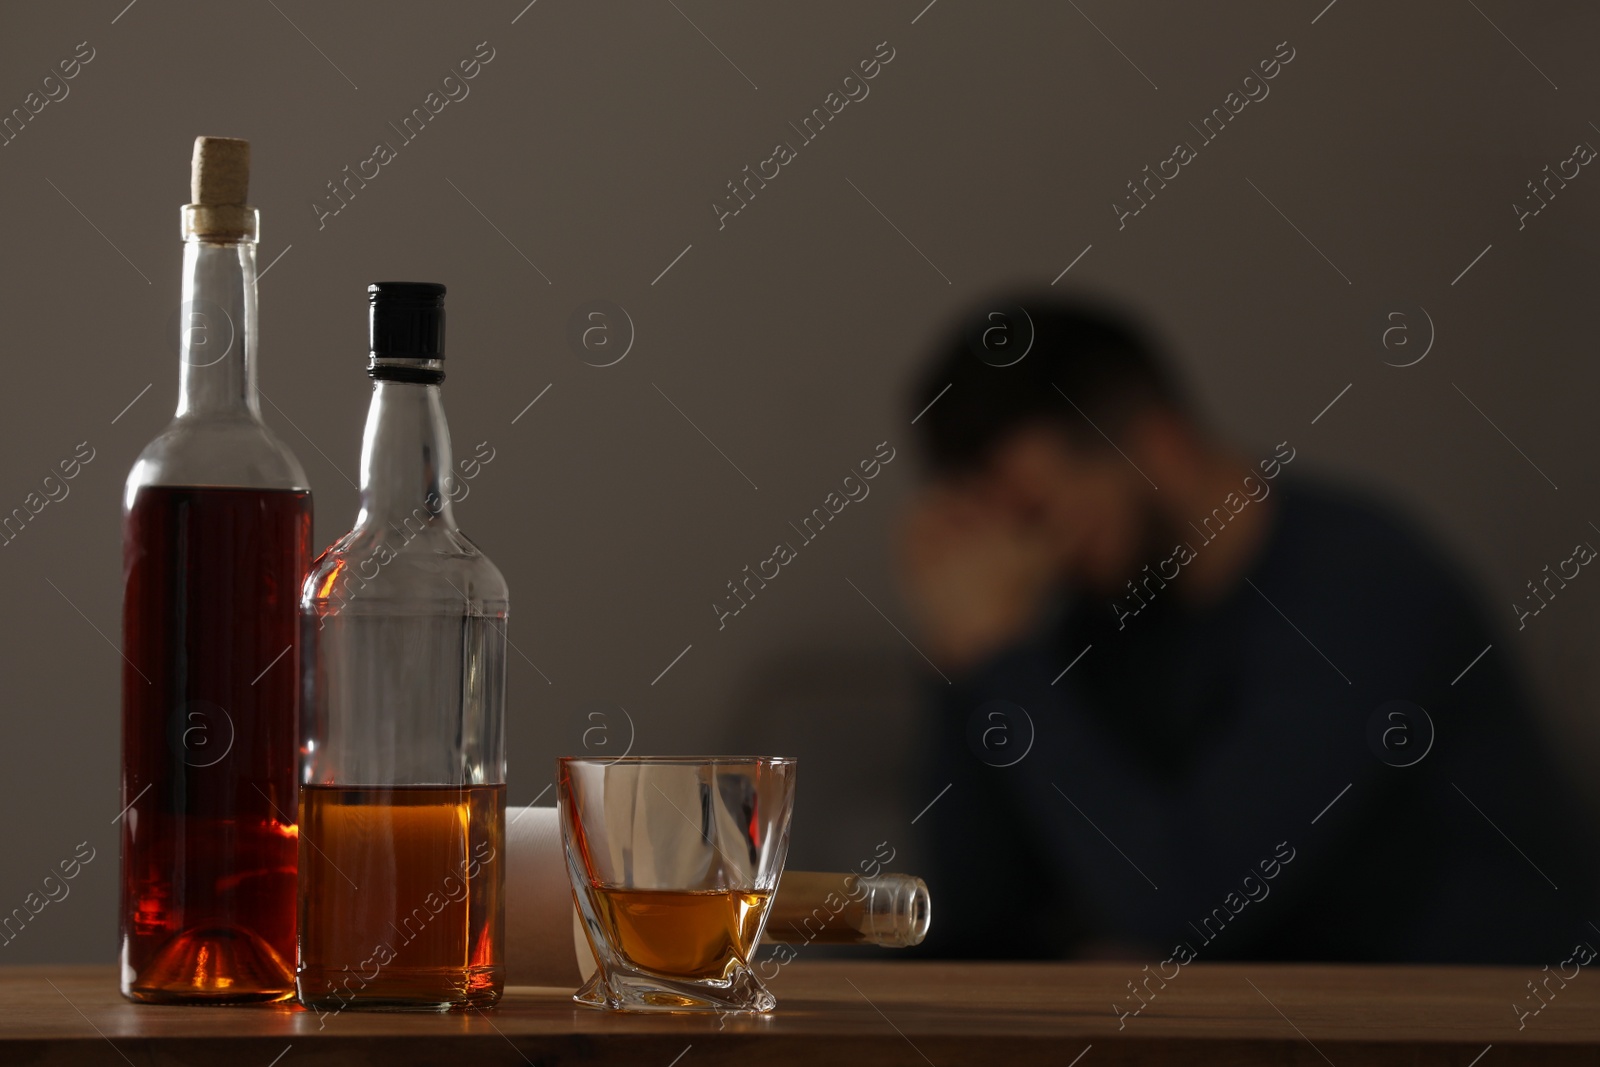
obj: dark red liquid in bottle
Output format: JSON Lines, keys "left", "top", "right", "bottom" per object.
{"left": 120, "top": 485, "right": 311, "bottom": 1003}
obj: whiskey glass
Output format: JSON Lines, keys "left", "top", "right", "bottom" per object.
{"left": 558, "top": 756, "right": 797, "bottom": 1013}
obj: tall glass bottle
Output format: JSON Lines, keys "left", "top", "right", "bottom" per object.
{"left": 120, "top": 137, "right": 311, "bottom": 1003}
{"left": 298, "top": 283, "right": 508, "bottom": 1012}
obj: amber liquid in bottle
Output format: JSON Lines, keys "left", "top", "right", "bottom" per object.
{"left": 298, "top": 784, "right": 505, "bottom": 1012}
{"left": 120, "top": 486, "right": 310, "bottom": 1002}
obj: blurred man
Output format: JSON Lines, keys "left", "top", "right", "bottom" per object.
{"left": 901, "top": 295, "right": 1590, "bottom": 963}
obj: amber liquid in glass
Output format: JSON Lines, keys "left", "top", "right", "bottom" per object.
{"left": 297, "top": 784, "right": 504, "bottom": 1012}
{"left": 590, "top": 887, "right": 771, "bottom": 978}
{"left": 120, "top": 486, "right": 311, "bottom": 1003}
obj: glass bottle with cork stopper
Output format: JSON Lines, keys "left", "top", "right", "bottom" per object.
{"left": 120, "top": 136, "right": 311, "bottom": 1004}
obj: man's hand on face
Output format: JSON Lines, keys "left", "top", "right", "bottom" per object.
{"left": 897, "top": 482, "right": 1062, "bottom": 673}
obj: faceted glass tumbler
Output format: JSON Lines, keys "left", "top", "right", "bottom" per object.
{"left": 558, "top": 756, "right": 797, "bottom": 1013}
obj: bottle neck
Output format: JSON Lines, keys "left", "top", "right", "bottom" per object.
{"left": 767, "top": 871, "right": 930, "bottom": 948}
{"left": 176, "top": 238, "right": 260, "bottom": 419}
{"left": 357, "top": 379, "right": 458, "bottom": 530}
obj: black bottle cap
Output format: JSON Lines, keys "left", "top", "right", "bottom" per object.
{"left": 369, "top": 281, "right": 445, "bottom": 384}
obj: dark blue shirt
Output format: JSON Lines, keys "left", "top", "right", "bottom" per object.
{"left": 919, "top": 479, "right": 1592, "bottom": 963}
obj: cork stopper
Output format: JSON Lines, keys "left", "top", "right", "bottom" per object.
{"left": 182, "top": 136, "right": 258, "bottom": 242}
{"left": 191, "top": 137, "right": 250, "bottom": 206}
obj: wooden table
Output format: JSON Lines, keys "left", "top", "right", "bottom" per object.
{"left": 5, "top": 961, "right": 1597, "bottom": 1065}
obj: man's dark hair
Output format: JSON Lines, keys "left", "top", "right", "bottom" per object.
{"left": 911, "top": 294, "right": 1189, "bottom": 475}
